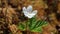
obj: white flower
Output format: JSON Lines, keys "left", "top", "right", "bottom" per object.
{"left": 22, "top": 5, "right": 37, "bottom": 18}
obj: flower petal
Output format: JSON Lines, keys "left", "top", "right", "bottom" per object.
{"left": 31, "top": 10, "right": 37, "bottom": 15}
{"left": 23, "top": 13, "right": 33, "bottom": 18}
{"left": 22, "top": 7, "right": 28, "bottom": 14}
{"left": 27, "top": 14, "right": 34, "bottom": 18}
{"left": 27, "top": 5, "right": 33, "bottom": 12}
{"left": 23, "top": 7, "right": 27, "bottom": 12}
{"left": 22, "top": 5, "right": 38, "bottom": 18}
{"left": 24, "top": 13, "right": 29, "bottom": 17}
{"left": 26, "top": 10, "right": 37, "bottom": 18}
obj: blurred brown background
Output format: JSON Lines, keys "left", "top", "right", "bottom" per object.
{"left": 0, "top": 0, "right": 60, "bottom": 34}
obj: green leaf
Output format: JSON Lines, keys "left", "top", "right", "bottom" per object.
{"left": 18, "top": 23, "right": 26, "bottom": 31}
{"left": 28, "top": 17, "right": 48, "bottom": 32}
{"left": 35, "top": 20, "right": 43, "bottom": 28}
{"left": 18, "top": 17, "right": 48, "bottom": 32}
{"left": 28, "top": 17, "right": 37, "bottom": 30}
{"left": 31, "top": 27, "right": 43, "bottom": 32}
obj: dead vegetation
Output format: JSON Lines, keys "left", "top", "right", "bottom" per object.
{"left": 0, "top": 0, "right": 60, "bottom": 34}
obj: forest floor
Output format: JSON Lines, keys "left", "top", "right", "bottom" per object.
{"left": 0, "top": 0, "right": 60, "bottom": 34}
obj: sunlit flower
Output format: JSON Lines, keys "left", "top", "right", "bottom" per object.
{"left": 22, "top": 5, "right": 37, "bottom": 18}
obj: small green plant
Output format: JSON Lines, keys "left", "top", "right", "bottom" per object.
{"left": 18, "top": 5, "right": 48, "bottom": 33}
{"left": 18, "top": 17, "right": 48, "bottom": 32}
